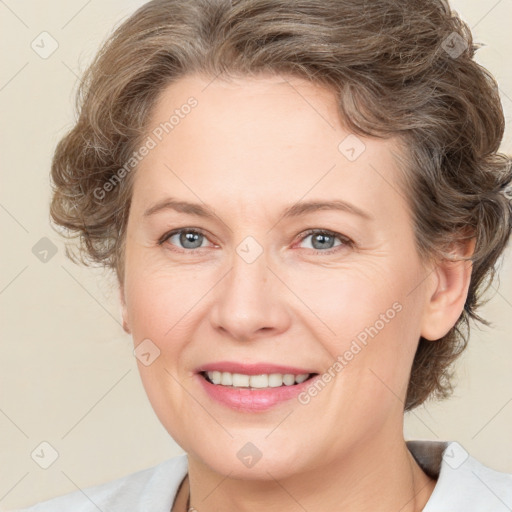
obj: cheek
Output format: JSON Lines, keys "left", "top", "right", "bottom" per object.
{"left": 123, "top": 239, "right": 215, "bottom": 339}
{"left": 286, "top": 261, "right": 402, "bottom": 337}
{"left": 288, "top": 262, "right": 420, "bottom": 386}
{"left": 124, "top": 266, "right": 201, "bottom": 438}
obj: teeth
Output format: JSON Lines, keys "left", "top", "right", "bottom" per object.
{"left": 232, "top": 373, "right": 250, "bottom": 387}
{"left": 205, "top": 371, "right": 312, "bottom": 388}
{"left": 221, "top": 372, "right": 232, "bottom": 386}
{"left": 295, "top": 374, "right": 309, "bottom": 384}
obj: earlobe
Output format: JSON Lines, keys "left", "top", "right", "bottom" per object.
{"left": 119, "top": 284, "right": 131, "bottom": 334}
{"left": 420, "top": 237, "right": 476, "bottom": 341}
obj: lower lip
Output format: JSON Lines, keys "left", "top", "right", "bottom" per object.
{"left": 196, "top": 373, "right": 319, "bottom": 412}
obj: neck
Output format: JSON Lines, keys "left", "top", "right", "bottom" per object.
{"left": 177, "top": 431, "right": 436, "bottom": 512}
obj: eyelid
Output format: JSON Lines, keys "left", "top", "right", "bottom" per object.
{"left": 159, "top": 227, "right": 354, "bottom": 254}
{"left": 297, "top": 228, "right": 353, "bottom": 244}
{"left": 294, "top": 228, "right": 354, "bottom": 253}
{"left": 158, "top": 227, "right": 215, "bottom": 248}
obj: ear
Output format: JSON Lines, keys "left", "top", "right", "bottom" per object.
{"left": 420, "top": 237, "right": 476, "bottom": 341}
{"left": 119, "top": 282, "right": 131, "bottom": 334}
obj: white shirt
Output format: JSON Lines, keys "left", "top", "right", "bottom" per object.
{"left": 11, "top": 440, "right": 512, "bottom": 511}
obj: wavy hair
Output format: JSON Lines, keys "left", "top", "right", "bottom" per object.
{"left": 49, "top": 0, "right": 512, "bottom": 410}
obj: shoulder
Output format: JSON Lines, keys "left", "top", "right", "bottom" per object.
{"left": 10, "top": 454, "right": 188, "bottom": 512}
{"left": 407, "top": 439, "right": 512, "bottom": 512}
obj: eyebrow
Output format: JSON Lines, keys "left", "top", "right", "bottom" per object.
{"left": 143, "top": 197, "right": 372, "bottom": 221}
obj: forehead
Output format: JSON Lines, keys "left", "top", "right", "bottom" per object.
{"left": 134, "top": 74, "right": 409, "bottom": 219}
{"left": 146, "top": 74, "right": 345, "bottom": 162}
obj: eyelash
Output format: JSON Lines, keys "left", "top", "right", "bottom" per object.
{"left": 295, "top": 228, "right": 353, "bottom": 255}
{"left": 158, "top": 228, "right": 354, "bottom": 256}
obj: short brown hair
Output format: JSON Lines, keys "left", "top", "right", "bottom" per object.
{"left": 50, "top": 0, "right": 512, "bottom": 410}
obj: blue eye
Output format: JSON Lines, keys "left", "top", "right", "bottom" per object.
{"left": 296, "top": 229, "right": 353, "bottom": 254}
{"left": 159, "top": 228, "right": 353, "bottom": 255}
{"left": 161, "top": 229, "right": 211, "bottom": 250}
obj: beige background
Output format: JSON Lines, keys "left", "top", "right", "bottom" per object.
{"left": 1, "top": 0, "right": 511, "bottom": 509}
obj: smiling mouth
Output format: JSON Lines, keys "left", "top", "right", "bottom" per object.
{"left": 200, "top": 371, "right": 318, "bottom": 389}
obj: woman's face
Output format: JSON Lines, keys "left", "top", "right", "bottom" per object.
{"left": 121, "top": 74, "right": 439, "bottom": 478}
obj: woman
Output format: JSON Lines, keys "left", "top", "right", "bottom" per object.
{"left": 14, "top": 0, "right": 512, "bottom": 510}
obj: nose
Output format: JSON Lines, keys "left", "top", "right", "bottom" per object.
{"left": 209, "top": 248, "right": 292, "bottom": 342}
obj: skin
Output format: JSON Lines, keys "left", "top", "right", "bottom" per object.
{"left": 120, "top": 74, "right": 474, "bottom": 511}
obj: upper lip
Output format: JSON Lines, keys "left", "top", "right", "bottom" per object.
{"left": 196, "top": 361, "right": 318, "bottom": 376}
